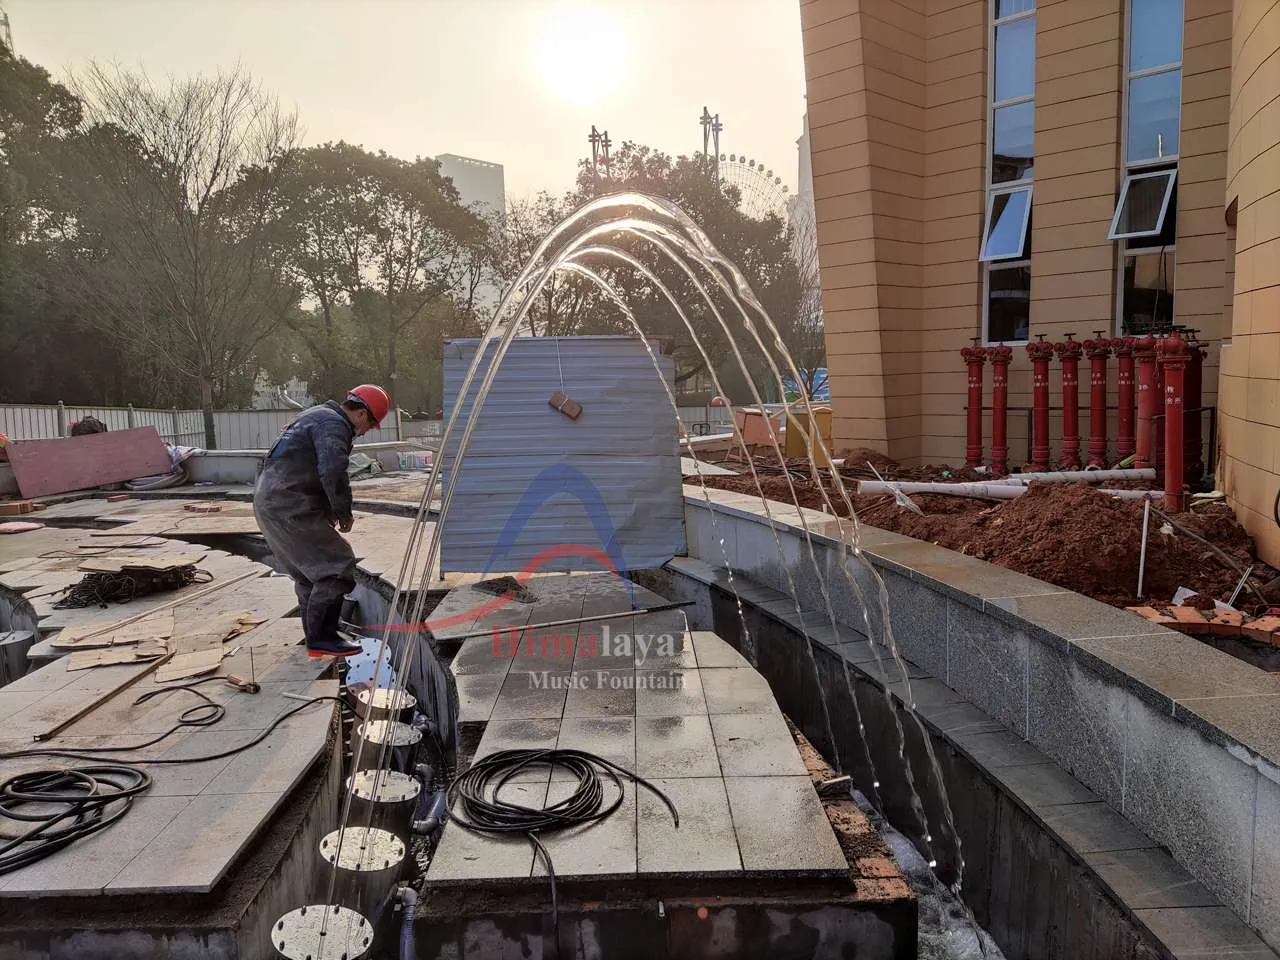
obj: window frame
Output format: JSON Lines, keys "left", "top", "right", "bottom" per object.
{"left": 1115, "top": 245, "right": 1176, "bottom": 336}
{"left": 1113, "top": 0, "right": 1182, "bottom": 334}
{"left": 980, "top": 185, "right": 1034, "bottom": 262}
{"left": 982, "top": 259, "right": 1033, "bottom": 345}
{"left": 982, "top": 0, "right": 1036, "bottom": 345}
{"left": 1107, "top": 167, "right": 1178, "bottom": 241}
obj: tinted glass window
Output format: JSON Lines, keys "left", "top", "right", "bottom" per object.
{"left": 1130, "top": 0, "right": 1184, "bottom": 71}
{"left": 994, "top": 18, "right": 1036, "bottom": 102}
{"left": 992, "top": 101, "right": 1034, "bottom": 182}
{"left": 988, "top": 265, "right": 1031, "bottom": 342}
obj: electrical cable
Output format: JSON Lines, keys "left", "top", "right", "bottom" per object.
{"left": 446, "top": 748, "right": 679, "bottom": 951}
{"left": 0, "top": 765, "right": 151, "bottom": 876}
{"left": 0, "top": 695, "right": 352, "bottom": 876}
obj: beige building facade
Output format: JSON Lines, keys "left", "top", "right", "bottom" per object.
{"left": 802, "top": 0, "right": 1279, "bottom": 562}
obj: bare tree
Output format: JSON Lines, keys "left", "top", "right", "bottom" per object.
{"left": 64, "top": 63, "right": 300, "bottom": 446}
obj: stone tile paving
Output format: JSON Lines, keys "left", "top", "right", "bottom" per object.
{"left": 427, "top": 571, "right": 848, "bottom": 884}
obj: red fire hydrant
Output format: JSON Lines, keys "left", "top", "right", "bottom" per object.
{"left": 1054, "top": 334, "right": 1084, "bottom": 469}
{"left": 1157, "top": 333, "right": 1189, "bottom": 511}
{"left": 1113, "top": 337, "right": 1137, "bottom": 461}
{"left": 986, "top": 345, "right": 1013, "bottom": 476}
{"left": 1083, "top": 332, "right": 1113, "bottom": 468}
{"left": 962, "top": 339, "right": 987, "bottom": 468}
{"left": 1134, "top": 337, "right": 1158, "bottom": 470}
{"left": 1027, "top": 335, "right": 1056, "bottom": 471}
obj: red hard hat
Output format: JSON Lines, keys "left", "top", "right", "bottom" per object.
{"left": 346, "top": 384, "right": 392, "bottom": 427}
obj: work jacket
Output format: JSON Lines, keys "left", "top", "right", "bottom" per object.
{"left": 261, "top": 401, "right": 355, "bottom": 525}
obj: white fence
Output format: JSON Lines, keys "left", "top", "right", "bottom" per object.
{"left": 0, "top": 402, "right": 738, "bottom": 449}
{"left": 0, "top": 403, "right": 443, "bottom": 450}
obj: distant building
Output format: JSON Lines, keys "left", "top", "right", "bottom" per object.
{"left": 435, "top": 154, "right": 505, "bottom": 223}
{"left": 436, "top": 153, "right": 506, "bottom": 313}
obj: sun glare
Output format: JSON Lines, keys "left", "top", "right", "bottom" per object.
{"left": 533, "top": 3, "right": 628, "bottom": 106}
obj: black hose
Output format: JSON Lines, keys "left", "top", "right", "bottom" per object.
{"left": 446, "top": 749, "right": 679, "bottom": 952}
{"left": 0, "top": 765, "right": 151, "bottom": 875}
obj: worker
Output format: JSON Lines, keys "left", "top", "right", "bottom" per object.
{"left": 253, "top": 385, "right": 391, "bottom": 657}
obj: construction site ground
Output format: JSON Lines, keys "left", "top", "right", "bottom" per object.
{"left": 691, "top": 450, "right": 1278, "bottom": 613}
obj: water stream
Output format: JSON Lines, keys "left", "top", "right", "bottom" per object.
{"left": 329, "top": 192, "right": 983, "bottom": 945}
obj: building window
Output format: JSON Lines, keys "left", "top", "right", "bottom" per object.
{"left": 982, "top": 0, "right": 1035, "bottom": 343}
{"left": 1115, "top": 0, "right": 1182, "bottom": 334}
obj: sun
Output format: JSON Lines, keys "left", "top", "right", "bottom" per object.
{"left": 533, "top": 3, "right": 628, "bottom": 107}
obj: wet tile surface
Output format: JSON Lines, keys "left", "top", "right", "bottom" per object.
{"left": 434, "top": 572, "right": 846, "bottom": 884}
{"left": 724, "top": 776, "right": 848, "bottom": 875}
{"left": 637, "top": 777, "right": 741, "bottom": 875}
{"left": 710, "top": 712, "right": 808, "bottom": 777}
{"left": 1087, "top": 848, "right": 1219, "bottom": 909}
{"left": 635, "top": 714, "right": 720, "bottom": 778}
{"left": 634, "top": 668, "right": 707, "bottom": 717}
{"left": 702, "top": 667, "right": 777, "bottom": 715}
{"left": 1136, "top": 906, "right": 1276, "bottom": 958}
{"left": 1039, "top": 801, "right": 1160, "bottom": 855}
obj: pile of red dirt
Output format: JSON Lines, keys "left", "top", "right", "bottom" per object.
{"left": 694, "top": 467, "right": 1274, "bottom": 610}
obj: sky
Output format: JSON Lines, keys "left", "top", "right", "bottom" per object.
{"left": 7, "top": 0, "right": 808, "bottom": 202}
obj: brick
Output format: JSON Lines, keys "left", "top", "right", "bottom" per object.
{"left": 0, "top": 501, "right": 34, "bottom": 516}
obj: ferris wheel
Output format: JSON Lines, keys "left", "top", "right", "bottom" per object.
{"left": 714, "top": 153, "right": 791, "bottom": 222}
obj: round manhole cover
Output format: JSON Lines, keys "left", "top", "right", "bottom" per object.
{"left": 272, "top": 904, "right": 371, "bottom": 959}
{"left": 319, "top": 827, "right": 406, "bottom": 872}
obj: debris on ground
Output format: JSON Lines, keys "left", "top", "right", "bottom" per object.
{"left": 695, "top": 454, "right": 1276, "bottom": 612}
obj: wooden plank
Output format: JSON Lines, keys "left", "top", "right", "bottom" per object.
{"left": 77, "top": 552, "right": 207, "bottom": 574}
{"left": 8, "top": 428, "right": 173, "bottom": 498}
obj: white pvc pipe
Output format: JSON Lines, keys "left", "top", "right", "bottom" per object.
{"left": 858, "top": 480, "right": 1163, "bottom": 501}
{"left": 987, "top": 468, "right": 1156, "bottom": 484}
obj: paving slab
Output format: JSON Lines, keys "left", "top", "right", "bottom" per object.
{"left": 636, "top": 777, "right": 741, "bottom": 875}
{"left": 689, "top": 631, "right": 751, "bottom": 669}
{"left": 554, "top": 717, "right": 636, "bottom": 777}
{"left": 427, "top": 780, "right": 547, "bottom": 883}
{"left": 455, "top": 671, "right": 504, "bottom": 724}
{"left": 489, "top": 667, "right": 570, "bottom": 720}
{"left": 563, "top": 667, "right": 637, "bottom": 717}
{"left": 532, "top": 779, "right": 637, "bottom": 879}
{"left": 635, "top": 714, "right": 720, "bottom": 779}
{"left": 701, "top": 667, "right": 777, "bottom": 715}
{"left": 1087, "top": 848, "right": 1220, "bottom": 909}
{"left": 0, "top": 795, "right": 192, "bottom": 896}
{"left": 710, "top": 712, "right": 808, "bottom": 777}
{"left": 634, "top": 667, "right": 706, "bottom": 717}
{"left": 724, "top": 775, "right": 848, "bottom": 876}
{"left": 106, "top": 790, "right": 285, "bottom": 894}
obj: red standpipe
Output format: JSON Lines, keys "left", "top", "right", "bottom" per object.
{"left": 987, "top": 345, "right": 1013, "bottom": 476}
{"left": 1153, "top": 351, "right": 1166, "bottom": 475}
{"left": 961, "top": 340, "right": 987, "bottom": 468}
{"left": 1084, "top": 332, "right": 1113, "bottom": 468}
{"left": 1113, "top": 337, "right": 1137, "bottom": 460}
{"left": 1184, "top": 331, "right": 1205, "bottom": 483}
{"left": 1027, "top": 336, "right": 1056, "bottom": 471}
{"left": 1054, "top": 334, "right": 1083, "bottom": 469}
{"left": 1158, "top": 332, "right": 1189, "bottom": 511}
{"left": 1133, "top": 336, "right": 1158, "bottom": 469}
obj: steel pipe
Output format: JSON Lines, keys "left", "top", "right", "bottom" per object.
{"left": 1084, "top": 333, "right": 1112, "bottom": 468}
{"left": 986, "top": 345, "right": 1013, "bottom": 475}
{"left": 1158, "top": 332, "right": 1189, "bottom": 512}
{"left": 962, "top": 341, "right": 987, "bottom": 468}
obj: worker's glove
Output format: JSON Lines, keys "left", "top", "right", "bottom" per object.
{"left": 339, "top": 516, "right": 354, "bottom": 533}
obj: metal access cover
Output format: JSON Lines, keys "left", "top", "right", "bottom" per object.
{"left": 347, "top": 769, "right": 421, "bottom": 804}
{"left": 320, "top": 826, "right": 406, "bottom": 872}
{"left": 358, "top": 720, "right": 421, "bottom": 747}
{"left": 356, "top": 687, "right": 416, "bottom": 713}
{"left": 272, "top": 904, "right": 372, "bottom": 959}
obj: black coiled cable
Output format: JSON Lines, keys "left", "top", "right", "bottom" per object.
{"left": 447, "top": 749, "right": 679, "bottom": 950}
{"left": 0, "top": 765, "right": 152, "bottom": 875}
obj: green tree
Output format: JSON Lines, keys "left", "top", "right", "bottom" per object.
{"left": 55, "top": 63, "right": 301, "bottom": 445}
{"left": 269, "top": 142, "right": 487, "bottom": 408}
